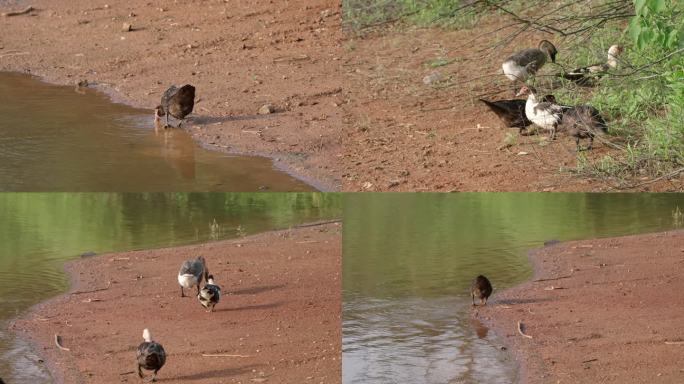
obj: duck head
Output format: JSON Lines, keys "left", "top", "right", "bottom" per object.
{"left": 515, "top": 85, "right": 538, "bottom": 97}
{"left": 538, "top": 40, "right": 557, "bottom": 63}
{"left": 154, "top": 105, "right": 165, "bottom": 121}
{"left": 607, "top": 45, "right": 624, "bottom": 68}
{"left": 206, "top": 274, "right": 215, "bottom": 284}
{"left": 143, "top": 328, "right": 153, "bottom": 342}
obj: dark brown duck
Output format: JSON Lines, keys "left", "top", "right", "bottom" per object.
{"left": 155, "top": 84, "right": 196, "bottom": 128}
{"left": 558, "top": 105, "right": 608, "bottom": 151}
{"left": 471, "top": 275, "right": 493, "bottom": 306}
{"left": 136, "top": 328, "right": 166, "bottom": 382}
{"left": 479, "top": 94, "right": 558, "bottom": 134}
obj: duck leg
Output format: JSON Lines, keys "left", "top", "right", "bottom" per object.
{"left": 587, "top": 136, "right": 594, "bottom": 150}
{"left": 138, "top": 364, "right": 144, "bottom": 378}
{"left": 180, "top": 286, "right": 185, "bottom": 297}
{"left": 151, "top": 370, "right": 158, "bottom": 382}
{"left": 471, "top": 293, "right": 476, "bottom": 306}
{"left": 165, "top": 113, "right": 170, "bottom": 129}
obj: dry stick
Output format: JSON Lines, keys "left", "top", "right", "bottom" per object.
{"left": 534, "top": 272, "right": 574, "bottom": 283}
{"left": 2, "top": 6, "right": 34, "bottom": 16}
{"left": 517, "top": 320, "right": 533, "bottom": 339}
{"left": 0, "top": 51, "right": 29, "bottom": 58}
{"left": 665, "top": 341, "right": 684, "bottom": 345}
{"left": 54, "top": 334, "right": 70, "bottom": 351}
{"left": 71, "top": 281, "right": 112, "bottom": 295}
{"left": 618, "top": 167, "right": 684, "bottom": 190}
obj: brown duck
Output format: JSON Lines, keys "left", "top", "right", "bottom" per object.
{"left": 558, "top": 105, "right": 608, "bottom": 151}
{"left": 154, "top": 84, "right": 196, "bottom": 128}
{"left": 471, "top": 275, "right": 493, "bottom": 306}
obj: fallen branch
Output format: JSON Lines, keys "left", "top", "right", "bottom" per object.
{"left": 582, "top": 358, "right": 598, "bottom": 363}
{"left": 2, "top": 6, "right": 34, "bottom": 17}
{"left": 665, "top": 341, "right": 684, "bottom": 345}
{"left": 201, "top": 353, "right": 251, "bottom": 358}
{"left": 72, "top": 281, "right": 111, "bottom": 295}
{"left": 54, "top": 334, "right": 70, "bottom": 351}
{"left": 120, "top": 371, "right": 135, "bottom": 375}
{"left": 543, "top": 286, "right": 566, "bottom": 290}
{"left": 0, "top": 51, "right": 30, "bottom": 59}
{"left": 517, "top": 320, "right": 533, "bottom": 339}
{"left": 534, "top": 272, "right": 574, "bottom": 283}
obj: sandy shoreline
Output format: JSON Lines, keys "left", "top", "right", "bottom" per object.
{"left": 0, "top": 0, "right": 343, "bottom": 191}
{"left": 11, "top": 222, "right": 341, "bottom": 384}
{"left": 476, "top": 230, "right": 684, "bottom": 383}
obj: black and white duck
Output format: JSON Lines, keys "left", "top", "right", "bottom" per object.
{"left": 198, "top": 271, "right": 221, "bottom": 312}
{"left": 558, "top": 105, "right": 608, "bottom": 151}
{"left": 516, "top": 85, "right": 568, "bottom": 140}
{"left": 479, "top": 94, "right": 558, "bottom": 134}
{"left": 559, "top": 45, "right": 624, "bottom": 86}
{"left": 136, "top": 328, "right": 166, "bottom": 382}
{"left": 178, "top": 256, "right": 206, "bottom": 297}
{"left": 154, "top": 84, "right": 196, "bottom": 128}
{"left": 471, "top": 275, "right": 493, "bottom": 306}
{"left": 502, "top": 40, "right": 557, "bottom": 83}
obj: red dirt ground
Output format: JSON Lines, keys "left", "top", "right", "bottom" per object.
{"left": 0, "top": 0, "right": 344, "bottom": 191}
{"left": 11, "top": 223, "right": 341, "bottom": 384}
{"left": 477, "top": 230, "right": 684, "bottom": 383}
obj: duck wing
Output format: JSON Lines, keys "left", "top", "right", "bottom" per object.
{"left": 179, "top": 258, "right": 204, "bottom": 277}
{"left": 160, "top": 86, "right": 179, "bottom": 113}
{"left": 479, "top": 99, "right": 529, "bottom": 128}
{"left": 167, "top": 84, "right": 195, "bottom": 119}
{"left": 504, "top": 49, "right": 547, "bottom": 72}
{"left": 559, "top": 63, "right": 609, "bottom": 85}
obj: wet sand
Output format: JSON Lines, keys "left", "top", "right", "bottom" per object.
{"left": 476, "top": 230, "right": 684, "bottom": 383}
{"left": 0, "top": 0, "right": 343, "bottom": 191}
{"left": 11, "top": 222, "right": 341, "bottom": 384}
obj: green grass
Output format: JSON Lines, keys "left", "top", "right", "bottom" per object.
{"left": 342, "top": 0, "right": 477, "bottom": 31}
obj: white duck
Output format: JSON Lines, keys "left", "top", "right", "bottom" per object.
{"left": 516, "top": 85, "right": 567, "bottom": 140}
{"left": 198, "top": 272, "right": 221, "bottom": 312}
{"left": 560, "top": 45, "right": 624, "bottom": 85}
{"left": 178, "top": 256, "right": 206, "bottom": 297}
{"left": 502, "top": 40, "right": 558, "bottom": 83}
{"left": 136, "top": 328, "right": 166, "bottom": 382}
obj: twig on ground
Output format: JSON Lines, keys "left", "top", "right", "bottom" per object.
{"left": 72, "top": 281, "right": 112, "bottom": 295}
{"left": 55, "top": 334, "right": 70, "bottom": 351}
{"left": 2, "top": 6, "right": 34, "bottom": 17}
{"left": 517, "top": 320, "right": 533, "bottom": 339}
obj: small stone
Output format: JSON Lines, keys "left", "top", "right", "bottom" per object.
{"left": 258, "top": 104, "right": 275, "bottom": 115}
{"left": 422, "top": 71, "right": 441, "bottom": 85}
{"left": 121, "top": 22, "right": 132, "bottom": 32}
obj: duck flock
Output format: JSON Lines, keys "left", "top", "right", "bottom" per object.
{"left": 136, "top": 255, "right": 220, "bottom": 381}
{"left": 480, "top": 40, "right": 623, "bottom": 151}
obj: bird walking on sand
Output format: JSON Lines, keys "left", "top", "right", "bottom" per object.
{"left": 471, "top": 275, "right": 493, "bottom": 306}
{"left": 136, "top": 328, "right": 166, "bottom": 382}
{"left": 154, "top": 84, "right": 196, "bottom": 128}
{"left": 178, "top": 256, "right": 206, "bottom": 297}
{"left": 502, "top": 40, "right": 558, "bottom": 83}
{"left": 198, "top": 271, "right": 221, "bottom": 312}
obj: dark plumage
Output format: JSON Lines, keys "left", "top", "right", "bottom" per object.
{"left": 471, "top": 275, "right": 493, "bottom": 306}
{"left": 479, "top": 94, "right": 558, "bottom": 134}
{"left": 558, "top": 105, "right": 608, "bottom": 151}
{"left": 178, "top": 256, "right": 206, "bottom": 297}
{"left": 502, "top": 40, "right": 557, "bottom": 83}
{"left": 137, "top": 329, "right": 166, "bottom": 382}
{"left": 0, "top": 377, "right": 5, "bottom": 384}
{"left": 155, "top": 84, "right": 196, "bottom": 128}
{"left": 198, "top": 273, "right": 221, "bottom": 312}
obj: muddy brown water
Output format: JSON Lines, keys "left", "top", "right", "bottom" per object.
{"left": 0, "top": 192, "right": 341, "bottom": 382}
{"left": 343, "top": 193, "right": 684, "bottom": 384}
{"left": 0, "top": 72, "right": 313, "bottom": 192}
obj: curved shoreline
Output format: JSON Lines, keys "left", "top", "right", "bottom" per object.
{"left": 0, "top": 0, "right": 343, "bottom": 192}
{"left": 476, "top": 229, "right": 684, "bottom": 383}
{"left": 10, "top": 222, "right": 342, "bottom": 384}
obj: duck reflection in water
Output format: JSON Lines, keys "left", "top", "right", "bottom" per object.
{"left": 153, "top": 127, "right": 197, "bottom": 180}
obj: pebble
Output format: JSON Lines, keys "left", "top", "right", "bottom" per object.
{"left": 121, "top": 23, "right": 132, "bottom": 32}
